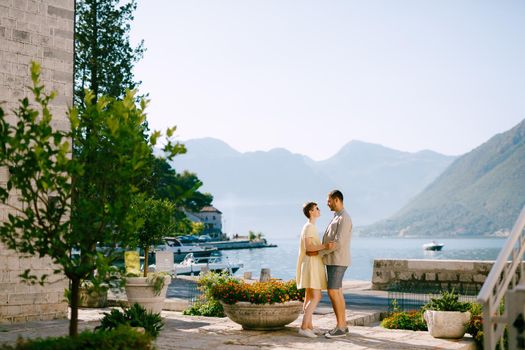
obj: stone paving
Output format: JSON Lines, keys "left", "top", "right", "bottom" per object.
{"left": 0, "top": 279, "right": 476, "bottom": 349}
{"left": 0, "top": 307, "right": 475, "bottom": 349}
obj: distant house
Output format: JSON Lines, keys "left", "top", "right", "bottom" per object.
{"left": 186, "top": 206, "right": 223, "bottom": 237}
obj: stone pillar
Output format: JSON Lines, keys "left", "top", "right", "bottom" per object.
{"left": 260, "top": 268, "right": 271, "bottom": 282}
{"left": 0, "top": 0, "right": 74, "bottom": 323}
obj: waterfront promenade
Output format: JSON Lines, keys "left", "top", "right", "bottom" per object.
{"left": 0, "top": 280, "right": 476, "bottom": 349}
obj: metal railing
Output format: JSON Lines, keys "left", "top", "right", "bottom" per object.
{"left": 477, "top": 205, "right": 525, "bottom": 349}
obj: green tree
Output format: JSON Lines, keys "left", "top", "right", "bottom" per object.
{"left": 148, "top": 157, "right": 213, "bottom": 210}
{"left": 130, "top": 195, "right": 176, "bottom": 277}
{"left": 143, "top": 157, "right": 212, "bottom": 233}
{"left": 74, "top": 0, "right": 145, "bottom": 105}
{"left": 191, "top": 222, "right": 205, "bottom": 235}
{"left": 0, "top": 63, "right": 182, "bottom": 336}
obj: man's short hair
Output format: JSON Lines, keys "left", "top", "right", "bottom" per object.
{"left": 302, "top": 202, "right": 317, "bottom": 218}
{"left": 328, "top": 190, "right": 344, "bottom": 202}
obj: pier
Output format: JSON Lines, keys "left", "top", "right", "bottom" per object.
{"left": 198, "top": 239, "right": 277, "bottom": 250}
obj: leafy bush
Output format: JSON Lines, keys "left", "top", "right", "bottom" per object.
{"left": 211, "top": 279, "right": 304, "bottom": 305}
{"left": 0, "top": 326, "right": 153, "bottom": 350}
{"left": 380, "top": 311, "right": 428, "bottom": 331}
{"left": 465, "top": 313, "right": 483, "bottom": 348}
{"left": 423, "top": 290, "right": 471, "bottom": 312}
{"left": 183, "top": 271, "right": 240, "bottom": 317}
{"left": 183, "top": 299, "right": 225, "bottom": 317}
{"left": 465, "top": 302, "right": 510, "bottom": 350}
{"left": 96, "top": 303, "right": 163, "bottom": 338}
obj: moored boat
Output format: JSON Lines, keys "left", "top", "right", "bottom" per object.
{"left": 423, "top": 241, "right": 445, "bottom": 251}
{"left": 153, "top": 237, "right": 218, "bottom": 263}
{"left": 149, "top": 252, "right": 243, "bottom": 276}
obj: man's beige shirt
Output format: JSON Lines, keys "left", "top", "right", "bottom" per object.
{"left": 321, "top": 208, "right": 353, "bottom": 266}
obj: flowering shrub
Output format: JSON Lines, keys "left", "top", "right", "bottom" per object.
{"left": 211, "top": 279, "right": 304, "bottom": 305}
{"left": 465, "top": 314, "right": 483, "bottom": 348}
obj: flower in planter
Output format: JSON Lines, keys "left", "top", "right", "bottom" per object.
{"left": 211, "top": 279, "right": 305, "bottom": 305}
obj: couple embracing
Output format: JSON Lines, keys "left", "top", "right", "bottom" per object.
{"left": 295, "top": 190, "right": 353, "bottom": 339}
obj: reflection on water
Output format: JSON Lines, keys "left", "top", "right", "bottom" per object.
{"left": 221, "top": 237, "right": 507, "bottom": 281}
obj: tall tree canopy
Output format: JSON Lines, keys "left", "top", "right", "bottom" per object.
{"left": 147, "top": 157, "right": 213, "bottom": 211}
{"left": 144, "top": 157, "right": 213, "bottom": 234}
{"left": 75, "top": 0, "right": 145, "bottom": 104}
{"left": 0, "top": 64, "right": 182, "bottom": 336}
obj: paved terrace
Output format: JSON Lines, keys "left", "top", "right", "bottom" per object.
{"left": 0, "top": 280, "right": 476, "bottom": 349}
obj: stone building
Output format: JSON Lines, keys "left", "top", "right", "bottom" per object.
{"left": 186, "top": 206, "right": 223, "bottom": 237}
{"left": 0, "top": 0, "right": 74, "bottom": 323}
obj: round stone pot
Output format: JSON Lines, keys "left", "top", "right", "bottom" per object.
{"left": 125, "top": 275, "right": 171, "bottom": 314}
{"left": 79, "top": 287, "right": 108, "bottom": 308}
{"left": 423, "top": 310, "right": 471, "bottom": 339}
{"left": 221, "top": 300, "right": 303, "bottom": 330}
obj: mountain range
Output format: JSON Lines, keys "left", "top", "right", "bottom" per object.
{"left": 361, "top": 119, "right": 525, "bottom": 237}
{"left": 169, "top": 138, "right": 455, "bottom": 238}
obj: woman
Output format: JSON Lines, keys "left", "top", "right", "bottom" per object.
{"left": 296, "top": 201, "right": 332, "bottom": 338}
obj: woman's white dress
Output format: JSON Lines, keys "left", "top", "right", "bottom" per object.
{"left": 296, "top": 222, "right": 327, "bottom": 290}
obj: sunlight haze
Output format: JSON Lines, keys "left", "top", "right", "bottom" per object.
{"left": 131, "top": 0, "right": 525, "bottom": 160}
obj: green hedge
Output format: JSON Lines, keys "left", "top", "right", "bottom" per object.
{"left": 0, "top": 326, "right": 153, "bottom": 350}
{"left": 380, "top": 310, "right": 428, "bottom": 331}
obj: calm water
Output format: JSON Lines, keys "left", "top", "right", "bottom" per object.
{"left": 220, "top": 236, "right": 507, "bottom": 281}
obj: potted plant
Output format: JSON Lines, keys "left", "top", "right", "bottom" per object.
{"left": 78, "top": 280, "right": 109, "bottom": 308}
{"left": 423, "top": 290, "right": 471, "bottom": 339}
{"left": 211, "top": 278, "right": 305, "bottom": 330}
{"left": 125, "top": 195, "right": 176, "bottom": 313}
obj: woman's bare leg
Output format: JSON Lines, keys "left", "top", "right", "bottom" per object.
{"left": 302, "top": 288, "right": 321, "bottom": 330}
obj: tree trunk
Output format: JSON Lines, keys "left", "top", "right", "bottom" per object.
{"left": 143, "top": 245, "right": 149, "bottom": 277}
{"left": 69, "top": 277, "right": 80, "bottom": 336}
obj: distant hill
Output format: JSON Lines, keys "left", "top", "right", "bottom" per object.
{"left": 315, "top": 141, "right": 454, "bottom": 224}
{"left": 362, "top": 119, "right": 525, "bottom": 237}
{"left": 170, "top": 138, "right": 454, "bottom": 238}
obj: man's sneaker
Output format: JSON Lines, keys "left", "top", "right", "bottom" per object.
{"left": 324, "top": 327, "right": 348, "bottom": 338}
{"left": 298, "top": 328, "right": 317, "bottom": 338}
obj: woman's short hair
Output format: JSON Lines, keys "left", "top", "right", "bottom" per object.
{"left": 303, "top": 202, "right": 317, "bottom": 218}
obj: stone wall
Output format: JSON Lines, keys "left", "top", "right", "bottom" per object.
{"left": 371, "top": 259, "right": 522, "bottom": 293}
{"left": 0, "top": 0, "right": 74, "bottom": 323}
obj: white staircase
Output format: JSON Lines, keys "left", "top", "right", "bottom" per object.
{"left": 477, "top": 205, "right": 525, "bottom": 349}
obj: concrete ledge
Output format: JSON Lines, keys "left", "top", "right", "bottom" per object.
{"left": 372, "top": 259, "right": 524, "bottom": 292}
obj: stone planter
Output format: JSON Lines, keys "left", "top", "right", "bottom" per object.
{"left": 125, "top": 275, "right": 171, "bottom": 314}
{"left": 423, "top": 310, "right": 471, "bottom": 339}
{"left": 79, "top": 287, "right": 108, "bottom": 308}
{"left": 221, "top": 300, "right": 303, "bottom": 330}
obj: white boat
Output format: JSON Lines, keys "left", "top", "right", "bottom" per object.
{"left": 153, "top": 237, "right": 217, "bottom": 263}
{"left": 423, "top": 241, "right": 444, "bottom": 251}
{"left": 148, "top": 252, "right": 243, "bottom": 276}
{"left": 174, "top": 253, "right": 243, "bottom": 276}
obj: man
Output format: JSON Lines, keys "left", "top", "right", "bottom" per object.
{"left": 312, "top": 189, "right": 353, "bottom": 338}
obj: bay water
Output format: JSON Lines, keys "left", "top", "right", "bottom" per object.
{"left": 220, "top": 236, "right": 507, "bottom": 282}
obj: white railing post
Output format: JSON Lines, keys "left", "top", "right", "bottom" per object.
{"left": 506, "top": 284, "right": 525, "bottom": 349}
{"left": 477, "top": 205, "right": 525, "bottom": 350}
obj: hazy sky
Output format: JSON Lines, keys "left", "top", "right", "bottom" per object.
{"left": 130, "top": 0, "right": 525, "bottom": 160}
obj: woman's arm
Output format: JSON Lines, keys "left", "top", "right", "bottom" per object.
{"left": 304, "top": 237, "right": 332, "bottom": 253}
